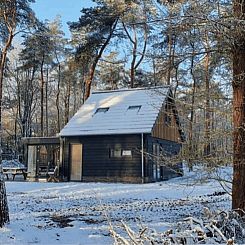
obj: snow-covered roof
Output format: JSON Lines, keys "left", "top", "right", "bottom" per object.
{"left": 59, "top": 86, "right": 170, "bottom": 136}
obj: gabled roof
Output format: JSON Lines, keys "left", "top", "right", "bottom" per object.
{"left": 59, "top": 86, "right": 170, "bottom": 136}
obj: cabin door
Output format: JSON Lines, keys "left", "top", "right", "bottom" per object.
{"left": 70, "top": 144, "right": 83, "bottom": 181}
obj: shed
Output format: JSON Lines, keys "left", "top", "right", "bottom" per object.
{"left": 59, "top": 86, "right": 184, "bottom": 183}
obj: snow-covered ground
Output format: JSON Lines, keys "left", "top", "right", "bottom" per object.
{"left": 0, "top": 167, "right": 232, "bottom": 245}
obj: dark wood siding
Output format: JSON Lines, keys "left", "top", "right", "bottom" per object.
{"left": 62, "top": 134, "right": 147, "bottom": 183}
{"left": 62, "top": 138, "right": 70, "bottom": 181}
{"left": 152, "top": 96, "right": 182, "bottom": 142}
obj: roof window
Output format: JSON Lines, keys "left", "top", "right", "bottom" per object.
{"left": 94, "top": 107, "right": 109, "bottom": 114}
{"left": 127, "top": 105, "right": 141, "bottom": 112}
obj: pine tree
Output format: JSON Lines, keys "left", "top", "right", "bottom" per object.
{"left": 232, "top": 0, "right": 245, "bottom": 211}
{"left": 0, "top": 0, "right": 37, "bottom": 227}
{"left": 69, "top": 0, "right": 120, "bottom": 100}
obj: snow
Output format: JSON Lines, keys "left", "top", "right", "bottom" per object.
{"left": 59, "top": 87, "right": 169, "bottom": 136}
{"left": 0, "top": 166, "right": 232, "bottom": 245}
{"left": 2, "top": 159, "right": 25, "bottom": 169}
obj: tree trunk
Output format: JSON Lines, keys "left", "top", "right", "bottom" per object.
{"left": 167, "top": 32, "right": 173, "bottom": 85}
{"left": 64, "top": 79, "right": 71, "bottom": 124}
{"left": 84, "top": 63, "right": 96, "bottom": 100}
{"left": 0, "top": 29, "right": 13, "bottom": 227}
{"left": 232, "top": 0, "right": 245, "bottom": 211}
{"left": 204, "top": 50, "right": 211, "bottom": 157}
{"left": 123, "top": 23, "right": 147, "bottom": 89}
{"left": 45, "top": 66, "right": 49, "bottom": 136}
{"left": 56, "top": 63, "right": 61, "bottom": 132}
{"left": 0, "top": 175, "right": 9, "bottom": 227}
{"left": 188, "top": 42, "right": 197, "bottom": 171}
{"left": 84, "top": 19, "right": 118, "bottom": 100}
{"left": 130, "top": 25, "right": 137, "bottom": 88}
{"left": 232, "top": 48, "right": 245, "bottom": 210}
{"left": 40, "top": 56, "right": 45, "bottom": 136}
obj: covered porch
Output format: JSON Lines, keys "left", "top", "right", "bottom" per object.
{"left": 22, "top": 137, "right": 61, "bottom": 181}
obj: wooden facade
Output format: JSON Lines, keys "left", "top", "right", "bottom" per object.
{"left": 152, "top": 92, "right": 184, "bottom": 142}
{"left": 149, "top": 93, "right": 184, "bottom": 181}
{"left": 59, "top": 133, "right": 183, "bottom": 183}
{"left": 60, "top": 134, "right": 144, "bottom": 182}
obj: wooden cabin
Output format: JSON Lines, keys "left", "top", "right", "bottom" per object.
{"left": 59, "top": 86, "right": 185, "bottom": 183}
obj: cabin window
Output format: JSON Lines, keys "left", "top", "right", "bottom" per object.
{"left": 110, "top": 149, "right": 122, "bottom": 158}
{"left": 95, "top": 107, "right": 109, "bottom": 114}
{"left": 127, "top": 105, "right": 141, "bottom": 112}
{"left": 110, "top": 149, "right": 132, "bottom": 158}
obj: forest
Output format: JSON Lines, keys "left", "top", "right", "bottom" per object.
{"left": 1, "top": 0, "right": 245, "bottom": 242}
{"left": 0, "top": 0, "right": 234, "bottom": 152}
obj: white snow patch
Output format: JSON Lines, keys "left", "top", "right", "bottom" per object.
{"left": 0, "top": 168, "right": 231, "bottom": 244}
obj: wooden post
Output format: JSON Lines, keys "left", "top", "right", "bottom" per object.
{"left": 27, "top": 145, "right": 37, "bottom": 179}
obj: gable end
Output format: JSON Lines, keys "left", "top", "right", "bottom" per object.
{"left": 151, "top": 91, "right": 184, "bottom": 142}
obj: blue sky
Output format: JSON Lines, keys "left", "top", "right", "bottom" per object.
{"left": 32, "top": 0, "right": 94, "bottom": 37}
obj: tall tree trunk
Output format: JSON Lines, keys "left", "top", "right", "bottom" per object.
{"left": 130, "top": 25, "right": 137, "bottom": 88}
{"left": 188, "top": 42, "right": 197, "bottom": 171}
{"left": 84, "top": 19, "right": 118, "bottom": 100}
{"left": 123, "top": 23, "right": 147, "bottom": 88}
{"left": 45, "top": 66, "right": 49, "bottom": 136}
{"left": 167, "top": 30, "right": 173, "bottom": 85}
{"left": 56, "top": 62, "right": 61, "bottom": 132}
{"left": 232, "top": 0, "right": 245, "bottom": 211}
{"left": 27, "top": 68, "right": 35, "bottom": 137}
{"left": 40, "top": 55, "right": 45, "bottom": 136}
{"left": 204, "top": 49, "right": 211, "bottom": 157}
{"left": 64, "top": 79, "right": 71, "bottom": 124}
{"left": 232, "top": 48, "right": 245, "bottom": 210}
{"left": 173, "top": 65, "right": 179, "bottom": 97}
{"left": 0, "top": 29, "right": 13, "bottom": 227}
{"left": 84, "top": 63, "right": 96, "bottom": 101}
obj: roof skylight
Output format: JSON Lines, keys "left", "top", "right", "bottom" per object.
{"left": 94, "top": 107, "right": 109, "bottom": 114}
{"left": 127, "top": 105, "right": 141, "bottom": 112}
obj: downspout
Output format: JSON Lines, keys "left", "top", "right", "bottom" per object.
{"left": 141, "top": 133, "right": 144, "bottom": 183}
{"left": 59, "top": 137, "right": 64, "bottom": 180}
